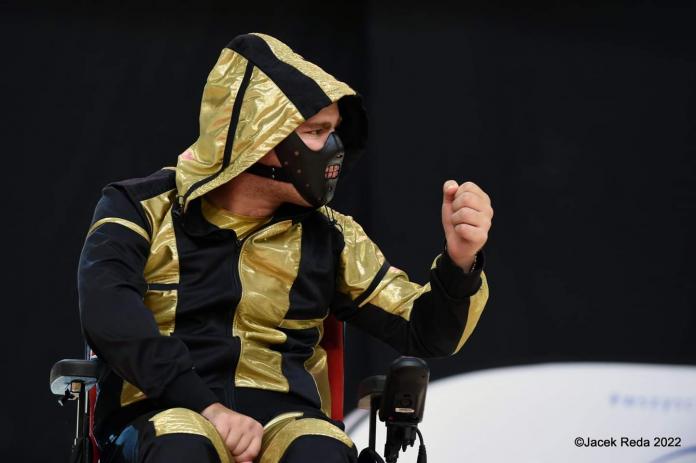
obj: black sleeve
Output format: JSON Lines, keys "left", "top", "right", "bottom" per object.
{"left": 78, "top": 185, "right": 218, "bottom": 412}
{"left": 330, "top": 213, "right": 489, "bottom": 358}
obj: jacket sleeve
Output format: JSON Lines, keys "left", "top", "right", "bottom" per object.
{"left": 330, "top": 213, "right": 489, "bottom": 358}
{"left": 77, "top": 184, "right": 218, "bottom": 412}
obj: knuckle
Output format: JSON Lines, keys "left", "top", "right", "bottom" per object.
{"left": 458, "top": 191, "right": 472, "bottom": 204}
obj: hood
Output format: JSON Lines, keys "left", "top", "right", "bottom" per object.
{"left": 176, "top": 33, "right": 367, "bottom": 212}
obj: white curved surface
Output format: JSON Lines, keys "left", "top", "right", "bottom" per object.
{"left": 345, "top": 363, "right": 696, "bottom": 462}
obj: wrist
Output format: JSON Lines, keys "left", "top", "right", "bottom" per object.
{"left": 201, "top": 402, "right": 225, "bottom": 420}
{"left": 445, "top": 246, "right": 477, "bottom": 272}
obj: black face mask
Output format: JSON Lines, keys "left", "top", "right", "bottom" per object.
{"left": 246, "top": 131, "right": 346, "bottom": 207}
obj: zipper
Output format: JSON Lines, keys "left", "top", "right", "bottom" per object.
{"left": 224, "top": 236, "right": 242, "bottom": 410}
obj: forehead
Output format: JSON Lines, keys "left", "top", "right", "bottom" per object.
{"left": 301, "top": 102, "right": 340, "bottom": 126}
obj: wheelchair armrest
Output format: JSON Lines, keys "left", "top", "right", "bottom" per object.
{"left": 49, "top": 359, "right": 102, "bottom": 396}
{"left": 357, "top": 375, "right": 386, "bottom": 410}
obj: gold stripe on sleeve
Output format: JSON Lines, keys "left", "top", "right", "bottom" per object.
{"left": 87, "top": 217, "right": 149, "bottom": 242}
{"left": 453, "top": 271, "right": 489, "bottom": 354}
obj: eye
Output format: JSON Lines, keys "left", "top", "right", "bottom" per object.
{"left": 305, "top": 129, "right": 324, "bottom": 136}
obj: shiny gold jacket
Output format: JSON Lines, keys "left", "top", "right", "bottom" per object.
{"left": 78, "top": 33, "right": 489, "bottom": 445}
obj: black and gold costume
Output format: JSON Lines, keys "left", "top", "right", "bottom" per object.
{"left": 78, "top": 33, "right": 489, "bottom": 462}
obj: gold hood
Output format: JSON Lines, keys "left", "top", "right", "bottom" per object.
{"left": 176, "top": 33, "right": 367, "bottom": 212}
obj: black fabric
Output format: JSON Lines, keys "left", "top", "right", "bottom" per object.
{"left": 279, "top": 434, "right": 358, "bottom": 463}
{"left": 244, "top": 162, "right": 293, "bottom": 183}
{"left": 147, "top": 283, "right": 178, "bottom": 291}
{"left": 234, "top": 388, "right": 329, "bottom": 428}
{"left": 285, "top": 211, "right": 339, "bottom": 320}
{"left": 100, "top": 411, "right": 221, "bottom": 463}
{"left": 435, "top": 250, "right": 485, "bottom": 300}
{"left": 80, "top": 167, "right": 486, "bottom": 448}
{"left": 171, "top": 197, "right": 243, "bottom": 411}
{"left": 331, "top": 254, "right": 484, "bottom": 357}
{"left": 227, "top": 34, "right": 332, "bottom": 120}
{"left": 335, "top": 95, "right": 368, "bottom": 180}
{"left": 276, "top": 326, "right": 323, "bottom": 408}
{"left": 79, "top": 172, "right": 220, "bottom": 444}
{"left": 358, "top": 448, "right": 385, "bottom": 463}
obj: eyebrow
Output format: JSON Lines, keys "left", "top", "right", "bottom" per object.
{"left": 303, "top": 116, "right": 342, "bottom": 130}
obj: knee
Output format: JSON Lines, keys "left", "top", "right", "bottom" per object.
{"left": 261, "top": 415, "right": 356, "bottom": 463}
{"left": 280, "top": 435, "right": 357, "bottom": 463}
{"left": 146, "top": 408, "right": 230, "bottom": 463}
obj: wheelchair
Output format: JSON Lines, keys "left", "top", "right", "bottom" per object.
{"left": 50, "top": 315, "right": 429, "bottom": 463}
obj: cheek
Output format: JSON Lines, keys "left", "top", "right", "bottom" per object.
{"left": 258, "top": 149, "right": 281, "bottom": 166}
{"left": 298, "top": 133, "right": 329, "bottom": 151}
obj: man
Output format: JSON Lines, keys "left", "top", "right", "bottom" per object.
{"left": 78, "top": 33, "right": 492, "bottom": 463}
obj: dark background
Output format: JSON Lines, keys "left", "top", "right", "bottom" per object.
{"left": 2, "top": 1, "right": 695, "bottom": 461}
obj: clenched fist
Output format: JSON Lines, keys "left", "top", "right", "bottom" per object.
{"left": 201, "top": 403, "right": 264, "bottom": 463}
{"left": 441, "top": 180, "right": 493, "bottom": 271}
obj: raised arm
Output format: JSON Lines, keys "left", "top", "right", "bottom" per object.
{"left": 329, "top": 211, "right": 489, "bottom": 358}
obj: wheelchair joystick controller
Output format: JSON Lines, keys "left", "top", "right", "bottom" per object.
{"left": 357, "top": 356, "right": 429, "bottom": 463}
{"left": 380, "top": 357, "right": 429, "bottom": 463}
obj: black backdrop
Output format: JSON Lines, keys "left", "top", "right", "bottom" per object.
{"left": 2, "top": 2, "right": 695, "bottom": 461}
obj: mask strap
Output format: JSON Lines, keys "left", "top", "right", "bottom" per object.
{"left": 245, "top": 163, "right": 293, "bottom": 183}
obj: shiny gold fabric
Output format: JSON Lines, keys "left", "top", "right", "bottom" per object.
{"left": 145, "top": 289, "right": 178, "bottom": 335}
{"left": 329, "top": 209, "right": 388, "bottom": 302}
{"left": 201, "top": 197, "right": 271, "bottom": 239}
{"left": 304, "top": 342, "right": 332, "bottom": 417}
{"left": 259, "top": 414, "right": 353, "bottom": 463}
{"left": 263, "top": 411, "right": 304, "bottom": 434}
{"left": 176, "top": 34, "right": 357, "bottom": 211}
{"left": 121, "top": 189, "right": 180, "bottom": 407}
{"left": 254, "top": 33, "right": 355, "bottom": 103}
{"left": 120, "top": 382, "right": 145, "bottom": 407}
{"left": 329, "top": 208, "right": 489, "bottom": 353}
{"left": 87, "top": 217, "right": 149, "bottom": 242}
{"left": 142, "top": 190, "right": 180, "bottom": 285}
{"left": 176, "top": 50, "right": 251, "bottom": 203}
{"left": 277, "top": 318, "right": 325, "bottom": 330}
{"left": 149, "top": 408, "right": 231, "bottom": 463}
{"left": 361, "top": 266, "right": 431, "bottom": 321}
{"left": 233, "top": 221, "right": 302, "bottom": 391}
{"left": 454, "top": 272, "right": 489, "bottom": 353}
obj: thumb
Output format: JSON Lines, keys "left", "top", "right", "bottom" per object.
{"left": 442, "top": 180, "right": 458, "bottom": 206}
{"left": 442, "top": 180, "right": 458, "bottom": 232}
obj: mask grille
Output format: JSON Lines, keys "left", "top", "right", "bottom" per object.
{"left": 325, "top": 164, "right": 341, "bottom": 179}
